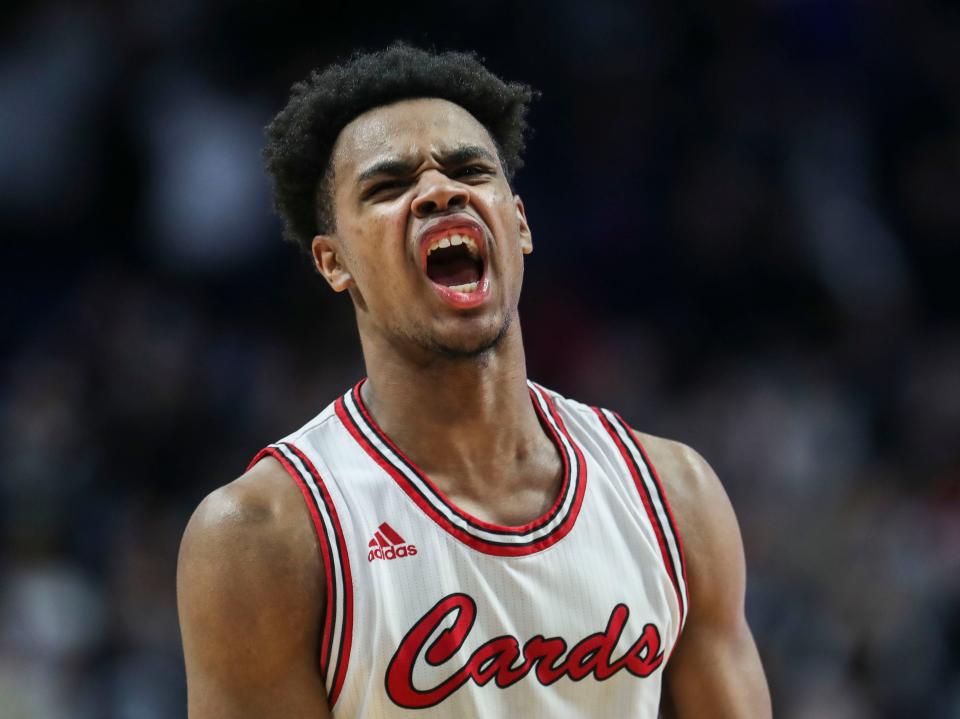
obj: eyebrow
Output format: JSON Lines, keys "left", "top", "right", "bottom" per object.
{"left": 355, "top": 145, "right": 498, "bottom": 185}
{"left": 437, "top": 145, "right": 498, "bottom": 167}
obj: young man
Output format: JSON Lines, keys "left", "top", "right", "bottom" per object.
{"left": 177, "top": 44, "right": 771, "bottom": 718}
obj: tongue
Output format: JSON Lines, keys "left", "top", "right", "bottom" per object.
{"left": 426, "top": 256, "right": 481, "bottom": 287}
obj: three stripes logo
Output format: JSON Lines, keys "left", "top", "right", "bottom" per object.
{"left": 368, "top": 522, "right": 418, "bottom": 562}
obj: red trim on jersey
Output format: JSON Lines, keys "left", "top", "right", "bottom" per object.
{"left": 247, "top": 447, "right": 337, "bottom": 676}
{"left": 246, "top": 445, "right": 354, "bottom": 708}
{"left": 591, "top": 409, "right": 685, "bottom": 647}
{"left": 284, "top": 442, "right": 354, "bottom": 708}
{"left": 533, "top": 383, "right": 589, "bottom": 537}
{"left": 619, "top": 417, "right": 689, "bottom": 607}
{"left": 335, "top": 382, "right": 587, "bottom": 557}
{"left": 351, "top": 380, "right": 570, "bottom": 534}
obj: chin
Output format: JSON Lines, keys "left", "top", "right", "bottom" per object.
{"left": 427, "top": 313, "right": 513, "bottom": 360}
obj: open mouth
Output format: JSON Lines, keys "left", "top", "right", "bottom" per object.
{"left": 425, "top": 232, "right": 484, "bottom": 292}
{"left": 416, "top": 218, "right": 491, "bottom": 309}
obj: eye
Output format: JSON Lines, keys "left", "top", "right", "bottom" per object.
{"left": 452, "top": 164, "right": 492, "bottom": 179}
{"left": 364, "top": 179, "right": 409, "bottom": 200}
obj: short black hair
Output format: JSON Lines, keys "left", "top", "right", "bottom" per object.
{"left": 263, "top": 42, "right": 538, "bottom": 251}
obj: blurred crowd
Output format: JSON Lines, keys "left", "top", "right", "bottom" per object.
{"left": 2, "top": 1, "right": 958, "bottom": 717}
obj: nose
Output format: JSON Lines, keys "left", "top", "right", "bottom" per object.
{"left": 410, "top": 172, "right": 469, "bottom": 218}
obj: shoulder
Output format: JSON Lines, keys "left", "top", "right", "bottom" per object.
{"left": 177, "top": 457, "right": 324, "bottom": 680}
{"left": 629, "top": 433, "right": 726, "bottom": 535}
{"left": 179, "top": 456, "right": 320, "bottom": 573}
{"left": 630, "top": 432, "right": 738, "bottom": 560}
{"left": 544, "top": 385, "right": 737, "bottom": 562}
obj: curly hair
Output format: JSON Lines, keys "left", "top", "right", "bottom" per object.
{"left": 263, "top": 42, "right": 538, "bottom": 251}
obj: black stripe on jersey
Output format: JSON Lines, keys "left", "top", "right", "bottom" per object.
{"left": 607, "top": 414, "right": 687, "bottom": 623}
{"left": 345, "top": 383, "right": 563, "bottom": 538}
{"left": 384, "top": 381, "right": 578, "bottom": 540}
{"left": 342, "top": 394, "right": 569, "bottom": 548}
{"left": 342, "top": 383, "right": 579, "bottom": 544}
{"left": 274, "top": 442, "right": 348, "bottom": 703}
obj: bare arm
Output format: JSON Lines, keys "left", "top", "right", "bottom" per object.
{"left": 640, "top": 436, "right": 772, "bottom": 719}
{"left": 177, "top": 457, "right": 331, "bottom": 719}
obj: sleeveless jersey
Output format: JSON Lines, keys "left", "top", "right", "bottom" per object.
{"left": 249, "top": 380, "right": 688, "bottom": 718}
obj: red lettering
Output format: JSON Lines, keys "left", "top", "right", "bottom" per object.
{"left": 468, "top": 636, "right": 524, "bottom": 686}
{"left": 567, "top": 605, "right": 629, "bottom": 680}
{"left": 523, "top": 635, "right": 568, "bottom": 685}
{"left": 368, "top": 544, "right": 418, "bottom": 562}
{"left": 385, "top": 594, "right": 477, "bottom": 709}
{"left": 385, "top": 594, "right": 664, "bottom": 709}
{"left": 624, "top": 623, "right": 665, "bottom": 677}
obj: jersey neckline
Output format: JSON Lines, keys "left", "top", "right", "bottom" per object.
{"left": 335, "top": 379, "right": 588, "bottom": 556}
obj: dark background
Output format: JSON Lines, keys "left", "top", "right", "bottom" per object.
{"left": 2, "top": 1, "right": 959, "bottom": 717}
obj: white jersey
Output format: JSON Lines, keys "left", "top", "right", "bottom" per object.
{"left": 249, "top": 380, "right": 688, "bottom": 718}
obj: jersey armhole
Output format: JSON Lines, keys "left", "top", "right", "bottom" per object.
{"left": 247, "top": 443, "right": 354, "bottom": 709}
{"left": 621, "top": 422, "right": 689, "bottom": 621}
{"left": 590, "top": 409, "right": 690, "bottom": 646}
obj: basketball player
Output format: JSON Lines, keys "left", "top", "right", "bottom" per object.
{"left": 178, "top": 44, "right": 771, "bottom": 717}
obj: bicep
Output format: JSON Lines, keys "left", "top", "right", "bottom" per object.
{"left": 662, "top": 610, "right": 768, "bottom": 718}
{"left": 650, "top": 441, "right": 771, "bottom": 718}
{"left": 177, "top": 474, "right": 331, "bottom": 719}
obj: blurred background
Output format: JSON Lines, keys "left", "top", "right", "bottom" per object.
{"left": 2, "top": 0, "right": 958, "bottom": 717}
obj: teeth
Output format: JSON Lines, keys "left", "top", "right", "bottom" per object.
{"left": 449, "top": 281, "right": 479, "bottom": 293}
{"left": 425, "top": 232, "right": 482, "bottom": 258}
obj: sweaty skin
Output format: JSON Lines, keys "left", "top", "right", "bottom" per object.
{"left": 177, "top": 98, "right": 772, "bottom": 718}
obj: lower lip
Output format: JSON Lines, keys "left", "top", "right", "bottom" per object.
{"left": 430, "top": 276, "right": 491, "bottom": 309}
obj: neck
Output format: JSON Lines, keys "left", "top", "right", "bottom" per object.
{"left": 357, "top": 317, "right": 545, "bottom": 483}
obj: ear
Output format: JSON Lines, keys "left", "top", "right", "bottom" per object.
{"left": 514, "top": 196, "right": 533, "bottom": 255}
{"left": 311, "top": 234, "right": 354, "bottom": 292}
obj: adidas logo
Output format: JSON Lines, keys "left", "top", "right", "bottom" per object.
{"left": 368, "top": 522, "right": 418, "bottom": 562}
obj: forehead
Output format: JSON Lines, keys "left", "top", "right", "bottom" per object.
{"left": 331, "top": 98, "right": 497, "bottom": 178}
